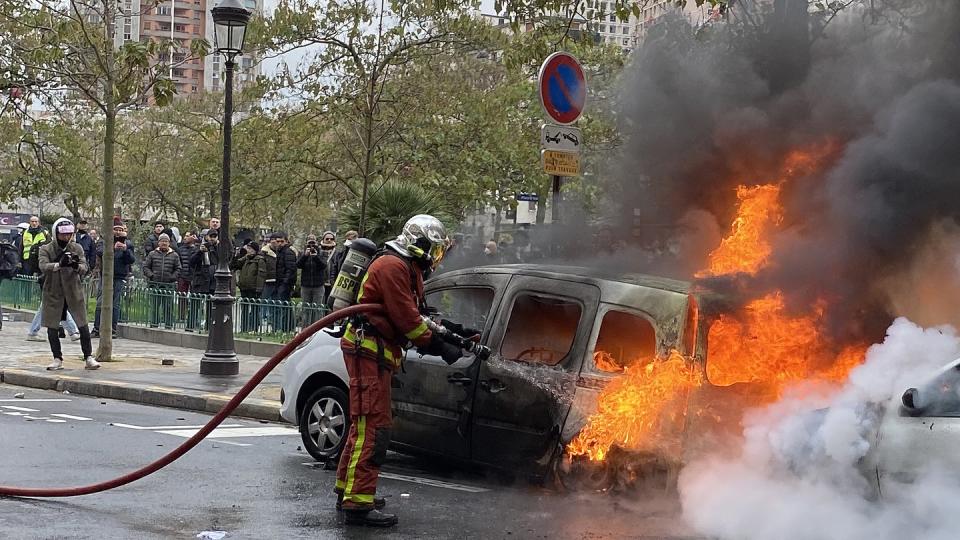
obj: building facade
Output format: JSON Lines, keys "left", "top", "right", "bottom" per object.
{"left": 105, "top": 0, "right": 262, "bottom": 97}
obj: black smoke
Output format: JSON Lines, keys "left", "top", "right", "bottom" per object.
{"left": 604, "top": 0, "right": 960, "bottom": 343}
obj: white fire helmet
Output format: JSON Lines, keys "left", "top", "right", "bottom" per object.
{"left": 386, "top": 214, "right": 451, "bottom": 270}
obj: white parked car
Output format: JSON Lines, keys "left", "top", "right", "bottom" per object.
{"left": 860, "top": 358, "right": 960, "bottom": 497}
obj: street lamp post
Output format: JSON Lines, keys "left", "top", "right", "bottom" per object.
{"left": 201, "top": 0, "right": 252, "bottom": 376}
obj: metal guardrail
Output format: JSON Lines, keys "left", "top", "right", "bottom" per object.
{"left": 0, "top": 276, "right": 330, "bottom": 344}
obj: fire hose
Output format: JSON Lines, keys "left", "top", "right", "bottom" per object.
{"left": 0, "top": 303, "right": 385, "bottom": 498}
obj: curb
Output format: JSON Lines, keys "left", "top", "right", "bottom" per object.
{"left": 0, "top": 368, "right": 282, "bottom": 423}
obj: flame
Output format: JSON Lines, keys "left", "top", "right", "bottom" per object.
{"left": 705, "top": 292, "right": 861, "bottom": 393}
{"left": 696, "top": 184, "right": 783, "bottom": 278}
{"left": 567, "top": 350, "right": 701, "bottom": 461}
{"left": 567, "top": 141, "right": 866, "bottom": 463}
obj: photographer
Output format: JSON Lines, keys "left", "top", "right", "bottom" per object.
{"left": 296, "top": 236, "right": 327, "bottom": 327}
{"left": 92, "top": 217, "right": 135, "bottom": 339}
{"left": 38, "top": 218, "right": 98, "bottom": 370}
{"left": 187, "top": 229, "right": 219, "bottom": 331}
{"left": 230, "top": 241, "right": 266, "bottom": 332}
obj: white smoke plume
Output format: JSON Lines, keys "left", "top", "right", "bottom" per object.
{"left": 680, "top": 318, "right": 960, "bottom": 540}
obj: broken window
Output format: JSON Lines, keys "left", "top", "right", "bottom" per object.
{"left": 591, "top": 309, "right": 656, "bottom": 373}
{"left": 425, "top": 288, "right": 495, "bottom": 336}
{"left": 500, "top": 293, "right": 581, "bottom": 366}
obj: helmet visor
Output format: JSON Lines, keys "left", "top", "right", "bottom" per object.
{"left": 429, "top": 240, "right": 449, "bottom": 269}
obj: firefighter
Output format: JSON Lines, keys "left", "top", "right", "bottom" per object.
{"left": 335, "top": 215, "right": 467, "bottom": 528}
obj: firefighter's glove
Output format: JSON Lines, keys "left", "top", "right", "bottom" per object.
{"left": 421, "top": 333, "right": 463, "bottom": 365}
{"left": 441, "top": 319, "right": 481, "bottom": 340}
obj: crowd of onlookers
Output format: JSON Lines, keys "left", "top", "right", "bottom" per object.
{"left": 3, "top": 214, "right": 611, "bottom": 338}
{"left": 4, "top": 215, "right": 360, "bottom": 336}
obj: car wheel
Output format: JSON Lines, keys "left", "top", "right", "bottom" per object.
{"left": 299, "top": 386, "right": 350, "bottom": 462}
{"left": 553, "top": 450, "right": 614, "bottom": 492}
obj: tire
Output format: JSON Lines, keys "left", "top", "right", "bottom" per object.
{"left": 299, "top": 386, "right": 351, "bottom": 462}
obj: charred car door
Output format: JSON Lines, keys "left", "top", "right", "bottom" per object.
{"left": 390, "top": 273, "right": 508, "bottom": 460}
{"left": 470, "top": 276, "right": 600, "bottom": 470}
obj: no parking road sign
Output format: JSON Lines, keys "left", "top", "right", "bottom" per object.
{"left": 538, "top": 52, "right": 586, "bottom": 126}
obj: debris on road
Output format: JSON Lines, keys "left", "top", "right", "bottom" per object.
{"left": 197, "top": 532, "right": 228, "bottom": 540}
{"left": 13, "top": 393, "right": 24, "bottom": 399}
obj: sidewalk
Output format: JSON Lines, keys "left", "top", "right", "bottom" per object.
{"left": 0, "top": 320, "right": 286, "bottom": 422}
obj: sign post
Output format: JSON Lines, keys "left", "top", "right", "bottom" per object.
{"left": 537, "top": 52, "right": 586, "bottom": 227}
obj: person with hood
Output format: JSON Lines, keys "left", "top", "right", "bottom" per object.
{"left": 21, "top": 216, "right": 46, "bottom": 276}
{"left": 143, "top": 233, "right": 181, "bottom": 328}
{"left": 37, "top": 218, "right": 99, "bottom": 371}
{"left": 231, "top": 241, "right": 266, "bottom": 332}
{"left": 92, "top": 217, "right": 136, "bottom": 338}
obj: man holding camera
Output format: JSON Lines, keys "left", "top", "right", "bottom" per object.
{"left": 92, "top": 218, "right": 136, "bottom": 339}
{"left": 296, "top": 235, "right": 326, "bottom": 327}
{"left": 38, "top": 218, "right": 98, "bottom": 371}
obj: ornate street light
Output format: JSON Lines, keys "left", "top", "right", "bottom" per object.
{"left": 201, "top": 0, "right": 252, "bottom": 376}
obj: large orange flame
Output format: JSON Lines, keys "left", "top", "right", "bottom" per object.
{"left": 567, "top": 142, "right": 865, "bottom": 462}
{"left": 567, "top": 350, "right": 701, "bottom": 461}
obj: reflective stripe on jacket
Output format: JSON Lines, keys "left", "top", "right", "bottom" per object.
{"left": 339, "top": 253, "right": 431, "bottom": 369}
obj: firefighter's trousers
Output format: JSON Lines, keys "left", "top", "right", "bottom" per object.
{"left": 335, "top": 350, "right": 393, "bottom": 510}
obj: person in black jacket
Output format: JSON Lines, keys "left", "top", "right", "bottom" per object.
{"left": 143, "top": 234, "right": 181, "bottom": 328}
{"left": 272, "top": 231, "right": 297, "bottom": 332}
{"left": 187, "top": 229, "right": 219, "bottom": 331}
{"left": 75, "top": 219, "right": 96, "bottom": 270}
{"left": 296, "top": 237, "right": 326, "bottom": 326}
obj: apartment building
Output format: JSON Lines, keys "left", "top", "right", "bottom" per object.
{"left": 94, "top": 0, "right": 262, "bottom": 97}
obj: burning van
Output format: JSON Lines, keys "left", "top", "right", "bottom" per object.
{"left": 282, "top": 262, "right": 745, "bottom": 485}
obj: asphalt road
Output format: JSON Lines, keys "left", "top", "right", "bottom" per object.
{"left": 0, "top": 384, "right": 702, "bottom": 540}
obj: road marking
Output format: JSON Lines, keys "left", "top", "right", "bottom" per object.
{"left": 50, "top": 414, "right": 92, "bottom": 421}
{"left": 45, "top": 419, "right": 67, "bottom": 423}
{"left": 1, "top": 406, "right": 39, "bottom": 412}
{"left": 2, "top": 412, "right": 27, "bottom": 416}
{"left": 0, "top": 399, "right": 71, "bottom": 402}
{"left": 22, "top": 415, "right": 48, "bottom": 421}
{"left": 299, "top": 462, "right": 491, "bottom": 493}
{"left": 158, "top": 426, "right": 298, "bottom": 439}
{"left": 111, "top": 423, "right": 245, "bottom": 431}
{"left": 378, "top": 472, "right": 490, "bottom": 493}
{"left": 208, "top": 440, "right": 252, "bottom": 447}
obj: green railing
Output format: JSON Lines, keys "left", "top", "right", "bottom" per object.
{"left": 0, "top": 276, "right": 331, "bottom": 344}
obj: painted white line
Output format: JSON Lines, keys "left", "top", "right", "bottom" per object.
{"left": 208, "top": 440, "right": 252, "bottom": 447}
{"left": 22, "top": 416, "right": 48, "bottom": 421}
{"left": 0, "top": 399, "right": 71, "bottom": 402}
{"left": 45, "top": 419, "right": 67, "bottom": 423}
{"left": 1, "top": 406, "right": 39, "bottom": 412}
{"left": 111, "top": 423, "right": 244, "bottom": 431}
{"left": 2, "top": 411, "right": 27, "bottom": 416}
{"left": 157, "top": 426, "right": 298, "bottom": 439}
{"left": 378, "top": 472, "right": 490, "bottom": 493}
{"left": 50, "top": 414, "right": 92, "bottom": 421}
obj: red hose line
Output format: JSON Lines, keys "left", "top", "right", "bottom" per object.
{"left": 0, "top": 303, "right": 384, "bottom": 498}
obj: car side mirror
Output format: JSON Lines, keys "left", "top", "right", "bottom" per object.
{"left": 901, "top": 387, "right": 923, "bottom": 416}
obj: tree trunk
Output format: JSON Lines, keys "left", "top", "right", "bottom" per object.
{"left": 96, "top": 0, "right": 117, "bottom": 361}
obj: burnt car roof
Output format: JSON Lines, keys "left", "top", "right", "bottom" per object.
{"left": 444, "top": 264, "right": 696, "bottom": 295}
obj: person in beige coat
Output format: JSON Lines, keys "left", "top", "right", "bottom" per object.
{"left": 37, "top": 218, "right": 99, "bottom": 371}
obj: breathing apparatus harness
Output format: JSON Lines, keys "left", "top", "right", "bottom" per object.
{"left": 327, "top": 240, "right": 489, "bottom": 372}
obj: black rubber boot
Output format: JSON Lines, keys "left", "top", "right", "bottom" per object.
{"left": 336, "top": 493, "right": 386, "bottom": 511}
{"left": 344, "top": 509, "right": 398, "bottom": 528}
